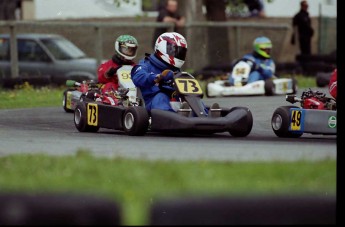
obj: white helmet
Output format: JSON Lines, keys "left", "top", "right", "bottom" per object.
{"left": 114, "top": 35, "right": 138, "bottom": 61}
{"left": 154, "top": 32, "right": 187, "bottom": 69}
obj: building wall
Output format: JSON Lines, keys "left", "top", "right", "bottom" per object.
{"left": 22, "top": 0, "right": 35, "bottom": 20}
{"left": 20, "top": 0, "right": 338, "bottom": 20}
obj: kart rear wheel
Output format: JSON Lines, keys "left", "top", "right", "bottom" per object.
{"left": 264, "top": 79, "right": 275, "bottom": 96}
{"left": 271, "top": 106, "right": 303, "bottom": 138}
{"left": 63, "top": 89, "right": 75, "bottom": 113}
{"left": 316, "top": 72, "right": 331, "bottom": 87}
{"left": 229, "top": 107, "right": 253, "bottom": 137}
{"left": 122, "top": 106, "right": 149, "bottom": 136}
{"left": 74, "top": 103, "right": 100, "bottom": 132}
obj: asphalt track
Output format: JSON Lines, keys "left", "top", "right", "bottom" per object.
{"left": 0, "top": 88, "right": 336, "bottom": 162}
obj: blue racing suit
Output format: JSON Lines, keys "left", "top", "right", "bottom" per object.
{"left": 131, "top": 53, "right": 209, "bottom": 115}
{"left": 229, "top": 52, "right": 275, "bottom": 84}
{"left": 131, "top": 53, "right": 180, "bottom": 112}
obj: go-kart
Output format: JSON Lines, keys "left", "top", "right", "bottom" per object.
{"left": 271, "top": 88, "right": 336, "bottom": 138}
{"left": 73, "top": 71, "right": 253, "bottom": 137}
{"left": 205, "top": 59, "right": 297, "bottom": 97}
{"left": 62, "top": 79, "right": 100, "bottom": 113}
{"left": 63, "top": 65, "right": 138, "bottom": 112}
{"left": 148, "top": 71, "right": 253, "bottom": 137}
{"left": 73, "top": 66, "right": 147, "bottom": 135}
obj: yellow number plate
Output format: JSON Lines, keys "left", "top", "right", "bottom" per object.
{"left": 175, "top": 78, "right": 203, "bottom": 95}
{"left": 290, "top": 109, "right": 304, "bottom": 131}
{"left": 87, "top": 103, "right": 98, "bottom": 126}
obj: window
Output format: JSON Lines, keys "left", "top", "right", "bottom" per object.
{"left": 41, "top": 37, "right": 86, "bottom": 60}
{"left": 18, "top": 39, "right": 48, "bottom": 62}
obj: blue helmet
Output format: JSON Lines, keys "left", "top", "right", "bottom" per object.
{"left": 253, "top": 36, "right": 272, "bottom": 58}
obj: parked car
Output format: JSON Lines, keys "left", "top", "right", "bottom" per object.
{"left": 0, "top": 33, "right": 98, "bottom": 87}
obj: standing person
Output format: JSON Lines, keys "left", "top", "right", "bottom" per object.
{"left": 228, "top": 36, "right": 275, "bottom": 85}
{"left": 291, "top": 0, "right": 314, "bottom": 55}
{"left": 152, "top": 0, "right": 186, "bottom": 48}
{"left": 244, "top": 0, "right": 265, "bottom": 18}
{"left": 97, "top": 35, "right": 138, "bottom": 93}
{"left": 131, "top": 32, "right": 218, "bottom": 116}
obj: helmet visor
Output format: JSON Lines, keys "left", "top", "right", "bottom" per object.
{"left": 166, "top": 43, "right": 187, "bottom": 61}
{"left": 260, "top": 47, "right": 271, "bottom": 55}
{"left": 119, "top": 44, "right": 137, "bottom": 57}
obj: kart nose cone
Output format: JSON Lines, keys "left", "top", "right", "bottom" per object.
{"left": 272, "top": 114, "right": 283, "bottom": 130}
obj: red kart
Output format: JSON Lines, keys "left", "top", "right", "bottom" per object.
{"left": 62, "top": 80, "right": 100, "bottom": 113}
{"left": 271, "top": 88, "right": 336, "bottom": 138}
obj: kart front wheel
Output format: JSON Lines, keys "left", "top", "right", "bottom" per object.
{"left": 264, "top": 79, "right": 275, "bottom": 96}
{"left": 122, "top": 106, "right": 149, "bottom": 136}
{"left": 74, "top": 103, "right": 100, "bottom": 132}
{"left": 271, "top": 106, "right": 303, "bottom": 138}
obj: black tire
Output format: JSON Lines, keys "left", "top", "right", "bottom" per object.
{"left": 74, "top": 103, "right": 100, "bottom": 132}
{"left": 122, "top": 106, "right": 149, "bottom": 136}
{"left": 264, "top": 79, "right": 275, "bottom": 96}
{"left": 271, "top": 106, "right": 303, "bottom": 138}
{"left": 316, "top": 72, "right": 331, "bottom": 87}
{"left": 229, "top": 107, "right": 253, "bottom": 137}
{"left": 62, "top": 89, "right": 75, "bottom": 113}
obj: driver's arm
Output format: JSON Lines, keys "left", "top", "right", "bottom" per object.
{"left": 259, "top": 61, "right": 275, "bottom": 79}
{"left": 131, "top": 64, "right": 158, "bottom": 88}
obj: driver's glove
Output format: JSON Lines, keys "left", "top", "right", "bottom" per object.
{"left": 161, "top": 70, "right": 174, "bottom": 81}
{"left": 106, "top": 66, "right": 120, "bottom": 78}
{"left": 154, "top": 69, "right": 174, "bottom": 83}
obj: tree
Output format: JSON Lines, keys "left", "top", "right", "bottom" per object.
{"left": 178, "top": 0, "right": 230, "bottom": 67}
{"left": 0, "top": 0, "right": 20, "bottom": 20}
{"left": 203, "top": 0, "right": 230, "bottom": 65}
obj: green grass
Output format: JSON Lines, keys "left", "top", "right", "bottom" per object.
{"left": 0, "top": 151, "right": 336, "bottom": 225}
{"left": 0, "top": 82, "right": 66, "bottom": 109}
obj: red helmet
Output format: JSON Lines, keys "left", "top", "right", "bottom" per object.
{"left": 154, "top": 32, "right": 187, "bottom": 69}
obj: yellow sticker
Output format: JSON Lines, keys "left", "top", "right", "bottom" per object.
{"left": 175, "top": 78, "right": 203, "bottom": 95}
{"left": 66, "top": 92, "right": 72, "bottom": 109}
{"left": 234, "top": 67, "right": 247, "bottom": 76}
{"left": 290, "top": 109, "right": 301, "bottom": 131}
{"left": 87, "top": 103, "right": 98, "bottom": 126}
{"left": 282, "top": 81, "right": 288, "bottom": 92}
{"left": 119, "top": 71, "right": 131, "bottom": 81}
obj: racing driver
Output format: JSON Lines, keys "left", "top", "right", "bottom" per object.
{"left": 131, "top": 32, "right": 219, "bottom": 117}
{"left": 228, "top": 36, "right": 276, "bottom": 85}
{"left": 98, "top": 35, "right": 138, "bottom": 93}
